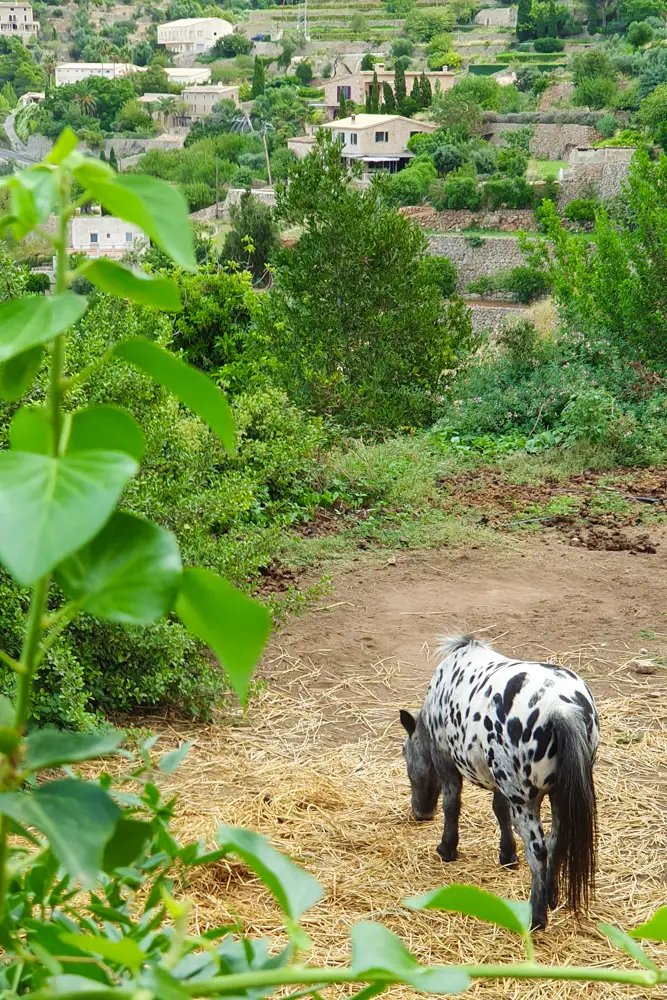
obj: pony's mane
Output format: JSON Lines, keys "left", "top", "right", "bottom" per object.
{"left": 435, "top": 634, "right": 491, "bottom": 660}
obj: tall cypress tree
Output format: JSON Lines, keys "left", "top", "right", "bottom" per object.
{"left": 586, "top": 0, "right": 598, "bottom": 32}
{"left": 419, "top": 71, "right": 432, "bottom": 108}
{"left": 251, "top": 56, "right": 265, "bottom": 98}
{"left": 394, "top": 62, "right": 406, "bottom": 107}
{"left": 338, "top": 88, "right": 348, "bottom": 119}
{"left": 370, "top": 70, "right": 380, "bottom": 113}
{"left": 108, "top": 147, "right": 118, "bottom": 172}
{"left": 410, "top": 75, "right": 421, "bottom": 106}
{"left": 546, "top": 0, "right": 558, "bottom": 35}
{"left": 382, "top": 80, "right": 396, "bottom": 112}
{"left": 516, "top": 0, "right": 532, "bottom": 39}
{"left": 365, "top": 91, "right": 372, "bottom": 112}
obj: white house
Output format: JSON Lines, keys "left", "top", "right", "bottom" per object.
{"left": 157, "top": 17, "right": 233, "bottom": 56}
{"left": 164, "top": 66, "right": 211, "bottom": 85}
{"left": 0, "top": 3, "right": 38, "bottom": 43}
{"left": 70, "top": 216, "right": 144, "bottom": 257}
{"left": 55, "top": 63, "right": 140, "bottom": 86}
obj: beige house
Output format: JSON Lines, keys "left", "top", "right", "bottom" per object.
{"left": 70, "top": 216, "right": 144, "bottom": 258}
{"left": 181, "top": 83, "right": 239, "bottom": 119}
{"left": 289, "top": 114, "right": 438, "bottom": 177}
{"left": 157, "top": 17, "right": 233, "bottom": 55}
{"left": 0, "top": 3, "right": 38, "bottom": 43}
{"left": 322, "top": 64, "right": 455, "bottom": 120}
{"left": 55, "top": 63, "right": 139, "bottom": 86}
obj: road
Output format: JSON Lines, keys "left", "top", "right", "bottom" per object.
{"left": 0, "top": 109, "right": 37, "bottom": 165}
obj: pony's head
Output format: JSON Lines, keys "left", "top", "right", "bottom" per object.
{"left": 399, "top": 709, "right": 440, "bottom": 821}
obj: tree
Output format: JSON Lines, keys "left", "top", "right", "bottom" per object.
{"left": 295, "top": 61, "right": 313, "bottom": 84}
{"left": 361, "top": 53, "right": 374, "bottom": 70}
{"left": 523, "top": 151, "right": 667, "bottom": 361}
{"left": 420, "top": 71, "right": 432, "bottom": 107}
{"left": 132, "top": 40, "right": 154, "bottom": 66}
{"left": 350, "top": 12, "right": 368, "bottom": 33}
{"left": 433, "top": 142, "right": 464, "bottom": 175}
{"left": 411, "top": 75, "right": 421, "bottom": 106}
{"left": 1, "top": 81, "right": 16, "bottom": 107}
{"left": 338, "top": 87, "right": 348, "bottom": 119}
{"left": 382, "top": 80, "right": 396, "bottom": 111}
{"left": 405, "top": 8, "right": 455, "bottom": 40}
{"left": 268, "top": 131, "right": 474, "bottom": 428}
{"left": 251, "top": 56, "right": 265, "bottom": 98}
{"left": 391, "top": 37, "right": 414, "bottom": 58}
{"left": 370, "top": 69, "right": 380, "bottom": 113}
{"left": 627, "top": 20, "right": 655, "bottom": 47}
{"left": 517, "top": 0, "right": 532, "bottom": 38}
{"left": 638, "top": 80, "right": 667, "bottom": 134}
{"left": 572, "top": 75, "right": 617, "bottom": 109}
{"left": 394, "top": 60, "right": 406, "bottom": 106}
{"left": 547, "top": 0, "right": 558, "bottom": 35}
{"left": 108, "top": 145, "right": 118, "bottom": 170}
{"left": 211, "top": 32, "right": 252, "bottom": 58}
{"left": 571, "top": 49, "right": 616, "bottom": 84}
{"left": 223, "top": 190, "right": 280, "bottom": 281}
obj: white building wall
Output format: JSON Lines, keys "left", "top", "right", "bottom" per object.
{"left": 0, "top": 3, "right": 38, "bottom": 42}
{"left": 157, "top": 17, "right": 233, "bottom": 54}
{"left": 55, "top": 63, "right": 139, "bottom": 86}
{"left": 70, "top": 216, "right": 144, "bottom": 257}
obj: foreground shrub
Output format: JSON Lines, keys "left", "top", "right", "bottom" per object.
{"left": 432, "top": 175, "right": 483, "bottom": 210}
{"left": 564, "top": 198, "right": 598, "bottom": 223}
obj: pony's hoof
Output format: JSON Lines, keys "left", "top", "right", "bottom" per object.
{"left": 547, "top": 888, "right": 559, "bottom": 910}
{"left": 530, "top": 913, "right": 547, "bottom": 932}
{"left": 436, "top": 843, "right": 457, "bottom": 862}
{"left": 499, "top": 852, "right": 519, "bottom": 869}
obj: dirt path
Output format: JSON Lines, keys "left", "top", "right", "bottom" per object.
{"left": 157, "top": 532, "right": 667, "bottom": 1000}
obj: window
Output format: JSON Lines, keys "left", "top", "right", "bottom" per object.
{"left": 410, "top": 131, "right": 419, "bottom": 137}
{"left": 106, "top": 233, "right": 111, "bottom": 239}
{"left": 90, "top": 233, "right": 98, "bottom": 243}
{"left": 336, "top": 85, "right": 351, "bottom": 100}
{"left": 125, "top": 233, "right": 133, "bottom": 242}
{"left": 349, "top": 132, "right": 358, "bottom": 145}
{"left": 375, "top": 131, "right": 388, "bottom": 143}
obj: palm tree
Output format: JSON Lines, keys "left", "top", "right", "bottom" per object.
{"left": 43, "top": 54, "right": 56, "bottom": 90}
{"left": 232, "top": 112, "right": 274, "bottom": 187}
{"left": 75, "top": 92, "right": 97, "bottom": 117}
{"left": 156, "top": 96, "right": 177, "bottom": 125}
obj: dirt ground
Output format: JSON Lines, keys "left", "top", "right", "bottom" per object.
{"left": 155, "top": 530, "right": 667, "bottom": 1000}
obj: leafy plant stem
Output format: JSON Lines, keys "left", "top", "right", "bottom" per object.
{"left": 177, "top": 962, "right": 664, "bottom": 995}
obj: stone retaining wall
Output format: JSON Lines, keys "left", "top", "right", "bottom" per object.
{"left": 558, "top": 146, "right": 634, "bottom": 206}
{"left": 482, "top": 123, "right": 600, "bottom": 159}
{"left": 25, "top": 134, "right": 185, "bottom": 161}
{"left": 400, "top": 206, "right": 535, "bottom": 232}
{"left": 427, "top": 234, "right": 527, "bottom": 290}
{"left": 467, "top": 302, "right": 531, "bottom": 333}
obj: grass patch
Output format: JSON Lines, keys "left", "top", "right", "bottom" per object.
{"left": 527, "top": 158, "right": 568, "bottom": 180}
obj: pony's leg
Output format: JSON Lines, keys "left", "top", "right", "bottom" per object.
{"left": 492, "top": 790, "right": 519, "bottom": 868}
{"left": 511, "top": 804, "right": 548, "bottom": 930}
{"left": 545, "top": 792, "right": 561, "bottom": 910}
{"left": 436, "top": 764, "right": 462, "bottom": 862}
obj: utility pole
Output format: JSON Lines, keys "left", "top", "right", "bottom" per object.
{"left": 215, "top": 154, "right": 219, "bottom": 219}
{"left": 304, "top": 0, "right": 308, "bottom": 41}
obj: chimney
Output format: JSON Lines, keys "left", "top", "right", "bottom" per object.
{"left": 375, "top": 62, "right": 384, "bottom": 71}
{"left": 351, "top": 113, "right": 356, "bottom": 122}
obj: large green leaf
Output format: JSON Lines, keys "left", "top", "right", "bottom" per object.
{"left": 0, "top": 294, "right": 87, "bottom": 363}
{"left": 218, "top": 825, "right": 323, "bottom": 923}
{"left": 8, "top": 167, "right": 58, "bottom": 238}
{"left": 56, "top": 512, "right": 182, "bottom": 625}
{"left": 629, "top": 907, "right": 667, "bottom": 942}
{"left": 85, "top": 174, "right": 195, "bottom": 271}
{"left": 102, "top": 818, "right": 152, "bottom": 873}
{"left": 67, "top": 406, "right": 145, "bottom": 462}
{"left": 58, "top": 934, "right": 145, "bottom": 972}
{"left": 82, "top": 260, "right": 182, "bottom": 312}
{"left": 0, "top": 450, "right": 138, "bottom": 586}
{"left": 114, "top": 339, "right": 235, "bottom": 453}
{"left": 350, "top": 923, "right": 470, "bottom": 995}
{"left": 598, "top": 923, "right": 657, "bottom": 969}
{"left": 175, "top": 568, "right": 270, "bottom": 705}
{"left": 24, "top": 729, "right": 124, "bottom": 772}
{"left": 9, "top": 407, "right": 51, "bottom": 455}
{"left": 404, "top": 884, "right": 532, "bottom": 936}
{"left": 0, "top": 779, "right": 120, "bottom": 886}
{"left": 47, "top": 128, "right": 79, "bottom": 165}
{"left": 0, "top": 345, "right": 44, "bottom": 402}
{"left": 158, "top": 741, "right": 192, "bottom": 774}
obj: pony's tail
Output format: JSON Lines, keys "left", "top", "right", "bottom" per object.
{"left": 550, "top": 711, "right": 598, "bottom": 915}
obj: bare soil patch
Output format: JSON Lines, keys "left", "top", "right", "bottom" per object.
{"left": 155, "top": 535, "right": 667, "bottom": 999}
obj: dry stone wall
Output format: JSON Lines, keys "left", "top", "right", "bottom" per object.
{"left": 482, "top": 123, "right": 600, "bottom": 159}
{"left": 467, "top": 302, "right": 531, "bottom": 333}
{"left": 400, "top": 206, "right": 535, "bottom": 232}
{"left": 427, "top": 234, "right": 527, "bottom": 290}
{"left": 558, "top": 146, "right": 634, "bottom": 206}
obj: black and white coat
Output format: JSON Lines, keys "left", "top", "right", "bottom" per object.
{"left": 400, "top": 635, "right": 599, "bottom": 930}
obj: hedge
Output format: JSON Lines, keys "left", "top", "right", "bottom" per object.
{"left": 469, "top": 64, "right": 505, "bottom": 74}
{"left": 482, "top": 110, "right": 607, "bottom": 124}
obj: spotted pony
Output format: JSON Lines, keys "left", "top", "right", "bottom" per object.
{"left": 400, "top": 635, "right": 599, "bottom": 930}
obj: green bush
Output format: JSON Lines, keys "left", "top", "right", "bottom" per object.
{"left": 420, "top": 255, "right": 458, "bottom": 297}
{"left": 484, "top": 176, "right": 534, "bottom": 209}
{"left": 564, "top": 198, "right": 598, "bottom": 223}
{"left": 533, "top": 36, "right": 565, "bottom": 52}
{"left": 572, "top": 76, "right": 617, "bottom": 110}
{"left": 432, "top": 176, "right": 483, "bottom": 210}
